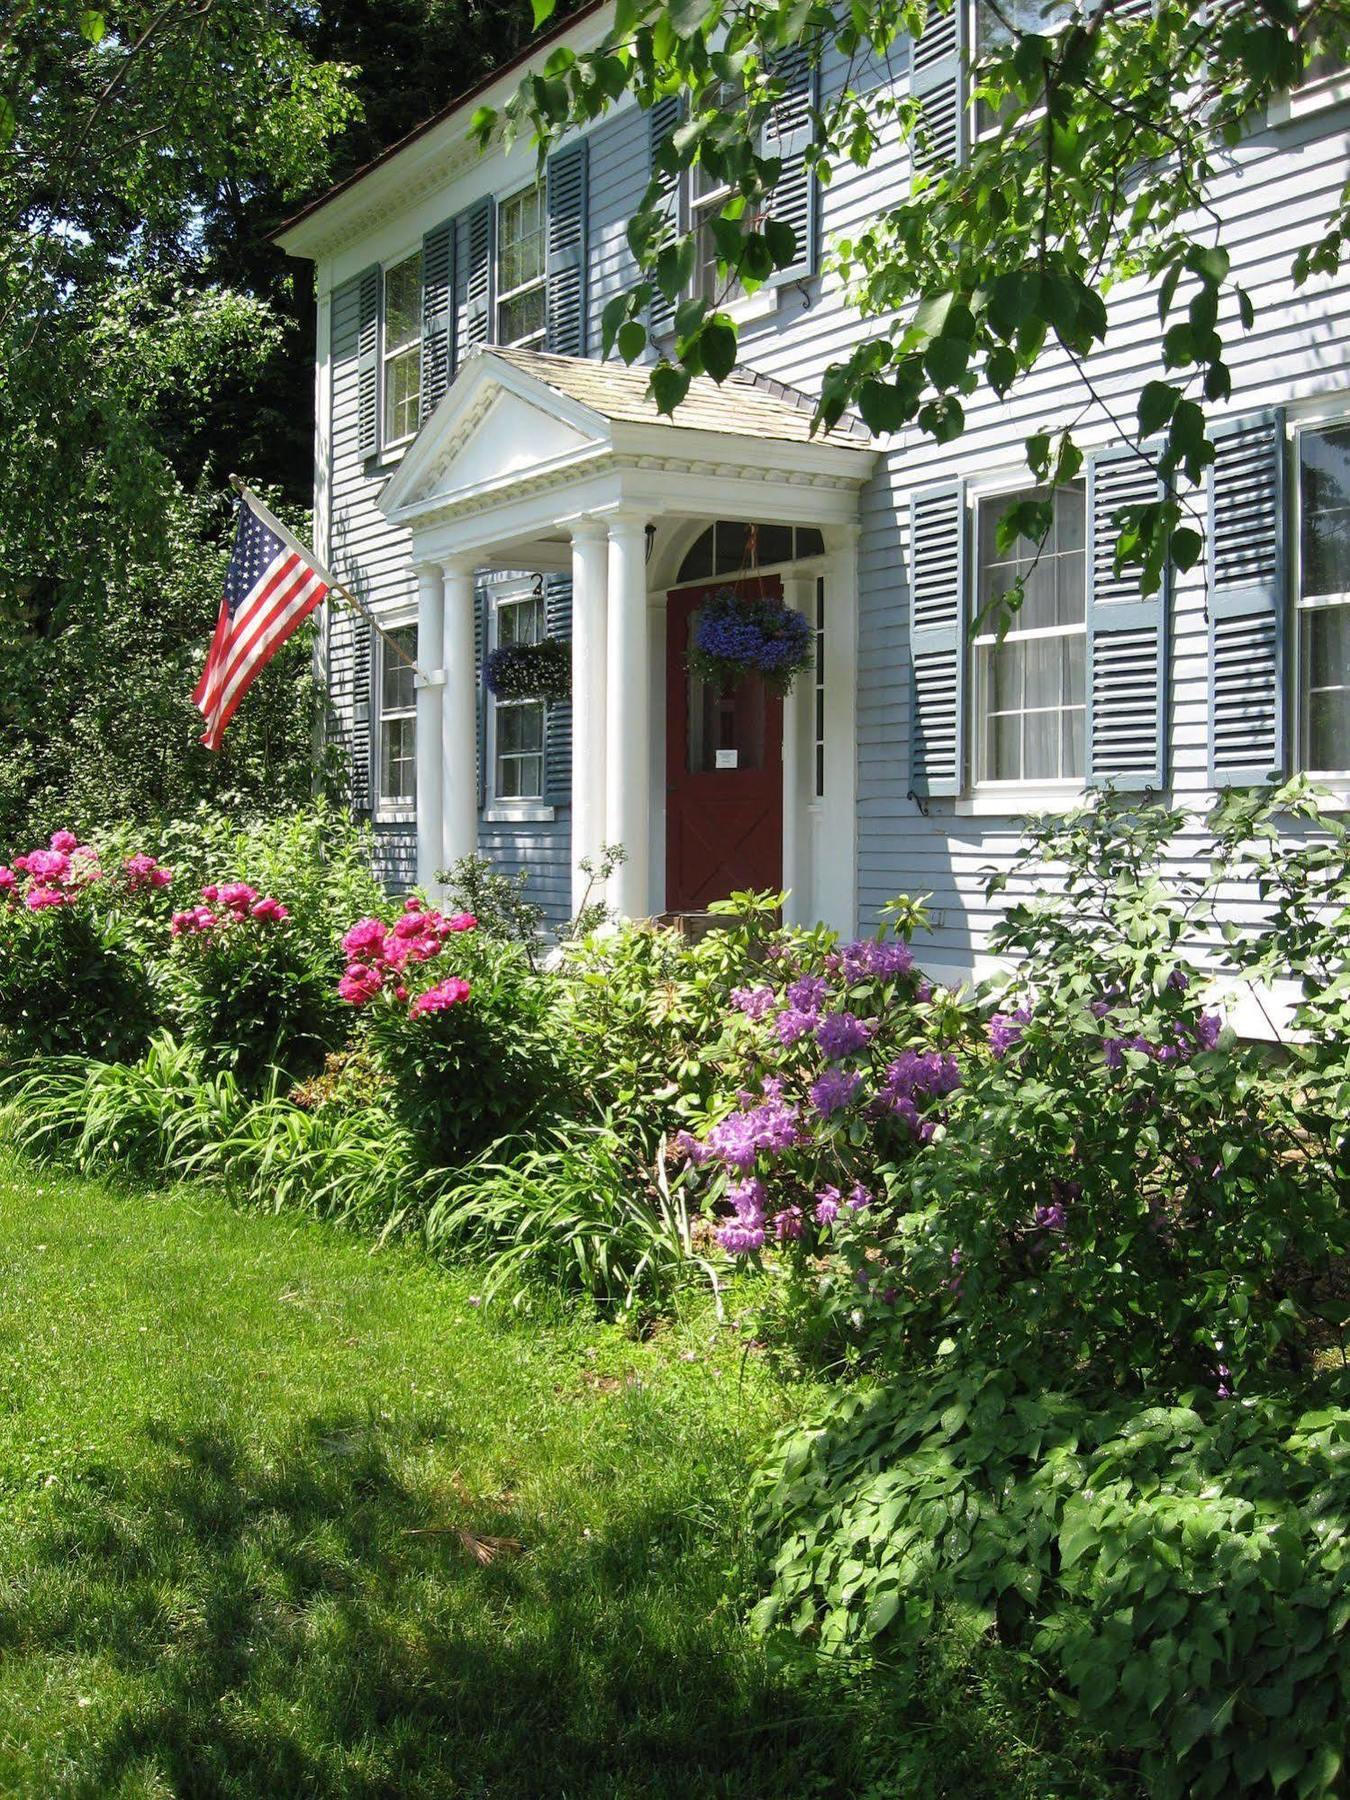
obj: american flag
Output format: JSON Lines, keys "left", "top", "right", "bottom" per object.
{"left": 194, "top": 492, "right": 331, "bottom": 750}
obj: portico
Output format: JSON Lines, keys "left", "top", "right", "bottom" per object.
{"left": 379, "top": 346, "right": 876, "bottom": 927}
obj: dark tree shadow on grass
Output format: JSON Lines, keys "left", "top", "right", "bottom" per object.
{"left": 1, "top": 1415, "right": 882, "bottom": 1800}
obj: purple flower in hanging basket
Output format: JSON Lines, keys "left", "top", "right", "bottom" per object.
{"left": 484, "top": 637, "right": 571, "bottom": 702}
{"left": 688, "top": 589, "right": 813, "bottom": 696}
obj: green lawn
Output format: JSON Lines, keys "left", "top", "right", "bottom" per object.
{"left": 0, "top": 1152, "right": 1115, "bottom": 1799}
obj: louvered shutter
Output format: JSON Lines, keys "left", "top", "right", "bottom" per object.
{"left": 351, "top": 619, "right": 374, "bottom": 813}
{"left": 356, "top": 263, "right": 380, "bottom": 460}
{"left": 649, "top": 96, "right": 683, "bottom": 337}
{"left": 544, "top": 575, "right": 573, "bottom": 803}
{"left": 546, "top": 141, "right": 589, "bottom": 356}
{"left": 420, "top": 220, "right": 455, "bottom": 419}
{"left": 765, "top": 47, "right": 818, "bottom": 283}
{"left": 463, "top": 198, "right": 495, "bottom": 354}
{"left": 1085, "top": 447, "right": 1169, "bottom": 790}
{"left": 910, "top": 2, "right": 967, "bottom": 177}
{"left": 1206, "top": 409, "right": 1288, "bottom": 787}
{"left": 909, "top": 481, "right": 967, "bottom": 797}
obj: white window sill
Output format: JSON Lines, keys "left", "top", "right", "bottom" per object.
{"left": 374, "top": 806, "right": 416, "bottom": 827}
{"left": 378, "top": 440, "right": 413, "bottom": 468}
{"left": 955, "top": 784, "right": 1086, "bottom": 818}
{"left": 1297, "top": 778, "right": 1350, "bottom": 812}
{"left": 1267, "top": 72, "right": 1350, "bottom": 127}
{"left": 725, "top": 282, "right": 783, "bottom": 330}
{"left": 483, "top": 801, "right": 555, "bottom": 825}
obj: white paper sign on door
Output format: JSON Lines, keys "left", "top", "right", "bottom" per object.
{"left": 715, "top": 749, "right": 739, "bottom": 769}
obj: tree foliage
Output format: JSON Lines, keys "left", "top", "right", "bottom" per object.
{"left": 489, "top": 0, "right": 1350, "bottom": 588}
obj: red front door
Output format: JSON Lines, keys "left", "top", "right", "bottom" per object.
{"left": 665, "top": 575, "right": 784, "bottom": 912}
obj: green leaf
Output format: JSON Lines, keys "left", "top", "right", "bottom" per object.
{"left": 650, "top": 362, "right": 691, "bottom": 416}
{"left": 1138, "top": 381, "right": 1179, "bottom": 437}
{"left": 700, "top": 316, "right": 738, "bottom": 382}
{"left": 668, "top": 0, "right": 712, "bottom": 39}
{"left": 616, "top": 320, "right": 648, "bottom": 364}
{"left": 79, "top": 9, "right": 105, "bottom": 43}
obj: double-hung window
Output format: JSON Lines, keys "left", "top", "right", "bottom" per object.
{"left": 973, "top": 482, "right": 1087, "bottom": 785}
{"left": 972, "top": 0, "right": 1078, "bottom": 139}
{"left": 377, "top": 625, "right": 418, "bottom": 809}
{"left": 382, "top": 252, "right": 422, "bottom": 448}
{"left": 491, "top": 587, "right": 546, "bottom": 801}
{"left": 1296, "top": 423, "right": 1350, "bottom": 775}
{"left": 496, "top": 184, "right": 547, "bottom": 350}
{"left": 691, "top": 82, "right": 757, "bottom": 307}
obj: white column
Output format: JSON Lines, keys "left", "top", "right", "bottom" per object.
{"left": 604, "top": 511, "right": 652, "bottom": 918}
{"left": 441, "top": 558, "right": 479, "bottom": 874}
{"left": 780, "top": 571, "right": 816, "bottom": 926}
{"left": 414, "top": 563, "right": 446, "bottom": 889}
{"left": 569, "top": 520, "right": 609, "bottom": 913}
{"left": 819, "top": 525, "right": 859, "bottom": 936}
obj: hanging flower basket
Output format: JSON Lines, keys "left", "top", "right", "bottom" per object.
{"left": 484, "top": 637, "right": 571, "bottom": 703}
{"left": 688, "top": 589, "right": 813, "bottom": 697}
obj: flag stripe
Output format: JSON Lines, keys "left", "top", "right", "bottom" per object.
{"left": 193, "top": 495, "right": 332, "bottom": 749}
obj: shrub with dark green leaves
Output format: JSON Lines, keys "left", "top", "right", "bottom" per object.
{"left": 751, "top": 1362, "right": 1350, "bottom": 1800}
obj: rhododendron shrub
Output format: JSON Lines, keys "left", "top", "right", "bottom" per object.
{"left": 335, "top": 900, "right": 568, "bottom": 1166}
{"left": 0, "top": 830, "right": 163, "bottom": 1060}
{"left": 675, "top": 906, "right": 978, "bottom": 1297}
{"left": 887, "top": 794, "right": 1350, "bottom": 1394}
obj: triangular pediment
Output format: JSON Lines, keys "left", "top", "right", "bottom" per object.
{"left": 379, "top": 350, "right": 612, "bottom": 524}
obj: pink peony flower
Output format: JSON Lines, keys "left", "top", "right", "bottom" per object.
{"left": 249, "top": 896, "right": 289, "bottom": 924}
{"left": 342, "top": 917, "right": 390, "bottom": 963}
{"left": 201, "top": 884, "right": 220, "bottom": 902}
{"left": 171, "top": 906, "right": 216, "bottom": 936}
{"left": 24, "top": 849, "right": 69, "bottom": 883}
{"left": 217, "top": 882, "right": 258, "bottom": 917}
{"left": 445, "top": 912, "right": 477, "bottom": 933}
{"left": 0, "top": 867, "right": 15, "bottom": 892}
{"left": 337, "top": 962, "right": 384, "bottom": 1005}
{"left": 25, "top": 885, "right": 68, "bottom": 911}
{"left": 49, "top": 830, "right": 79, "bottom": 854}
{"left": 124, "top": 853, "right": 172, "bottom": 892}
{"left": 409, "top": 976, "right": 471, "bottom": 1018}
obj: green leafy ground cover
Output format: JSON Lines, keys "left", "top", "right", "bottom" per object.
{"left": 0, "top": 1152, "right": 1119, "bottom": 1799}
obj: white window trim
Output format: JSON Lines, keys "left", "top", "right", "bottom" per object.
{"left": 967, "top": 480, "right": 1089, "bottom": 798}
{"left": 1291, "top": 415, "right": 1350, "bottom": 798}
{"left": 484, "top": 580, "right": 555, "bottom": 822}
{"left": 380, "top": 248, "right": 423, "bottom": 459}
{"left": 375, "top": 612, "right": 419, "bottom": 822}
{"left": 496, "top": 183, "right": 548, "bottom": 352}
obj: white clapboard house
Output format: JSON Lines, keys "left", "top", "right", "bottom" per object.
{"left": 275, "top": 3, "right": 1350, "bottom": 1027}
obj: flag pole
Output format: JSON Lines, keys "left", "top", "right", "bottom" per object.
{"left": 229, "top": 475, "right": 429, "bottom": 679}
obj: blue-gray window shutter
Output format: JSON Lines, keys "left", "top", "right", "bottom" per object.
{"left": 765, "top": 47, "right": 818, "bottom": 283}
{"left": 352, "top": 618, "right": 373, "bottom": 813}
{"left": 545, "top": 574, "right": 573, "bottom": 802}
{"left": 649, "top": 96, "right": 683, "bottom": 337}
{"left": 1086, "top": 447, "right": 1169, "bottom": 790}
{"left": 421, "top": 219, "right": 455, "bottom": 419}
{"left": 356, "top": 262, "right": 380, "bottom": 460}
{"left": 464, "top": 198, "right": 495, "bottom": 353}
{"left": 1206, "top": 408, "right": 1288, "bottom": 787}
{"left": 909, "top": 480, "right": 967, "bottom": 797}
{"left": 910, "top": 2, "right": 967, "bottom": 176}
{"left": 546, "top": 141, "right": 589, "bottom": 357}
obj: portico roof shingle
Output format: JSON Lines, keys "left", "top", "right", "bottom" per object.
{"left": 481, "top": 345, "right": 872, "bottom": 449}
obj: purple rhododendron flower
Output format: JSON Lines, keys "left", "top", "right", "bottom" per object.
{"left": 814, "top": 1189, "right": 841, "bottom": 1225}
{"left": 717, "top": 1221, "right": 767, "bottom": 1253}
{"left": 989, "top": 1008, "right": 1031, "bottom": 1058}
{"left": 786, "top": 974, "right": 829, "bottom": 1011}
{"left": 809, "top": 1068, "right": 862, "bottom": 1118}
{"left": 839, "top": 939, "right": 914, "bottom": 982}
{"left": 774, "top": 1006, "right": 818, "bottom": 1047}
{"left": 1033, "top": 1202, "right": 1066, "bottom": 1233}
{"left": 1191, "top": 1011, "right": 1221, "bottom": 1051}
{"left": 702, "top": 1096, "right": 802, "bottom": 1172}
{"left": 731, "top": 984, "right": 776, "bottom": 1020}
{"left": 815, "top": 1010, "right": 872, "bottom": 1061}
{"left": 848, "top": 1183, "right": 872, "bottom": 1212}
{"left": 773, "top": 1206, "right": 804, "bottom": 1241}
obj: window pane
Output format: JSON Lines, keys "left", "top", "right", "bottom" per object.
{"left": 382, "top": 628, "right": 417, "bottom": 712}
{"left": 977, "top": 484, "right": 1085, "bottom": 635}
{"left": 384, "top": 254, "right": 422, "bottom": 354}
{"left": 384, "top": 345, "right": 421, "bottom": 442}
{"left": 497, "top": 750, "right": 544, "bottom": 799}
{"left": 499, "top": 284, "right": 546, "bottom": 347}
{"left": 498, "top": 701, "right": 544, "bottom": 754}
{"left": 499, "top": 186, "right": 545, "bottom": 291}
{"left": 1303, "top": 605, "right": 1350, "bottom": 770}
{"left": 1301, "top": 424, "right": 1350, "bottom": 599}
{"left": 498, "top": 596, "right": 544, "bottom": 646}
{"left": 381, "top": 717, "right": 415, "bottom": 803}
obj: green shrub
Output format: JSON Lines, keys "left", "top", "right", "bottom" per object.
{"left": 751, "top": 1362, "right": 1350, "bottom": 1800}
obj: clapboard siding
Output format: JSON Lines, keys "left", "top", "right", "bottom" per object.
{"left": 317, "top": 28, "right": 1350, "bottom": 972}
